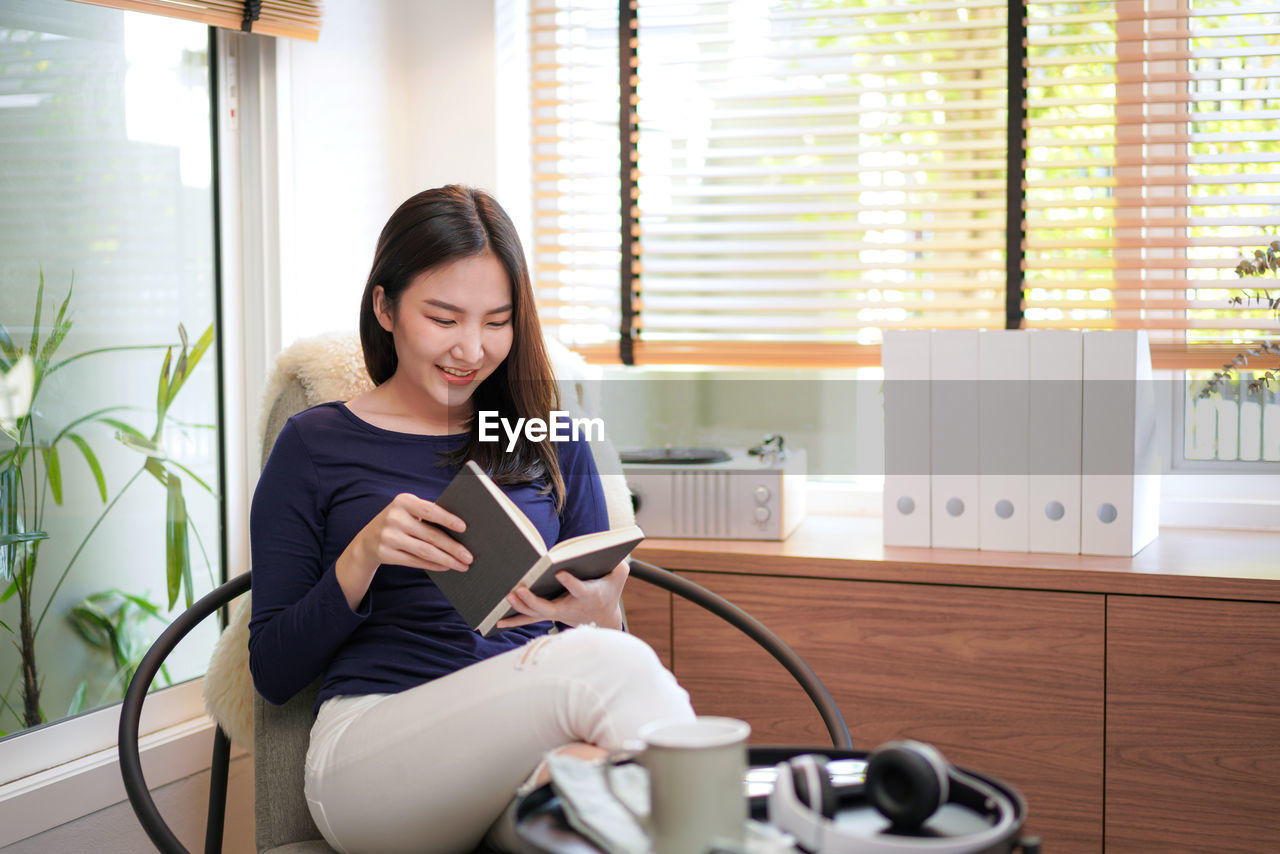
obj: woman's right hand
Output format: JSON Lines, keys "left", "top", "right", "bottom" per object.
{"left": 334, "top": 493, "right": 472, "bottom": 609}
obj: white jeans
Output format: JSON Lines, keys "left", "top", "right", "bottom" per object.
{"left": 304, "top": 626, "right": 695, "bottom": 854}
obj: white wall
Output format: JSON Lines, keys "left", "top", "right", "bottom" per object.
{"left": 0, "top": 756, "right": 253, "bottom": 854}
{"left": 279, "top": 0, "right": 502, "bottom": 347}
{"left": 395, "top": 0, "right": 500, "bottom": 194}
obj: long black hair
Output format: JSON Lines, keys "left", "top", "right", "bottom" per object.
{"left": 358, "top": 185, "right": 565, "bottom": 509}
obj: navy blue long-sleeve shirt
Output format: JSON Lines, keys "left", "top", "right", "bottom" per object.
{"left": 247, "top": 401, "right": 610, "bottom": 711}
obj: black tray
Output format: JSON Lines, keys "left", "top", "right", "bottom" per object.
{"left": 514, "top": 746, "right": 1029, "bottom": 854}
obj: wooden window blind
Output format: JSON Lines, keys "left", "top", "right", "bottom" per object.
{"left": 534, "top": 1, "right": 1279, "bottom": 369}
{"left": 1024, "top": 0, "right": 1280, "bottom": 370}
{"left": 70, "top": 0, "right": 322, "bottom": 40}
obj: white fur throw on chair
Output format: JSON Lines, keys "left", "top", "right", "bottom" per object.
{"left": 202, "top": 332, "right": 633, "bottom": 750}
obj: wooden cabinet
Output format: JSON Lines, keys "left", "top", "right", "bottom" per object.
{"left": 671, "top": 574, "right": 1104, "bottom": 852}
{"left": 1106, "top": 598, "right": 1280, "bottom": 853}
{"left": 625, "top": 518, "right": 1280, "bottom": 854}
{"left": 621, "top": 576, "right": 671, "bottom": 668}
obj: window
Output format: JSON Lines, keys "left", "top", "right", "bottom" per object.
{"left": 1024, "top": 0, "right": 1280, "bottom": 356}
{"left": 1023, "top": 0, "right": 1280, "bottom": 465}
{"left": 0, "top": 3, "right": 223, "bottom": 743}
{"left": 1180, "top": 369, "right": 1280, "bottom": 463}
{"left": 530, "top": 0, "right": 1280, "bottom": 372}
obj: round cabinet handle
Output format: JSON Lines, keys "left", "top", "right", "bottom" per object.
{"left": 754, "top": 506, "right": 771, "bottom": 523}
{"left": 754, "top": 485, "right": 771, "bottom": 504}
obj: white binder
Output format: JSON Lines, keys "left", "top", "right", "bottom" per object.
{"left": 882, "top": 331, "right": 931, "bottom": 547}
{"left": 1028, "top": 330, "right": 1083, "bottom": 554}
{"left": 1080, "top": 330, "right": 1161, "bottom": 556}
{"left": 930, "top": 330, "right": 980, "bottom": 549}
{"left": 978, "top": 331, "right": 1029, "bottom": 552}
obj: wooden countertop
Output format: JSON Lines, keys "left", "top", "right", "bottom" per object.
{"left": 635, "top": 515, "right": 1280, "bottom": 602}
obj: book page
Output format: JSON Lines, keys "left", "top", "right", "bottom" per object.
{"left": 548, "top": 524, "right": 644, "bottom": 564}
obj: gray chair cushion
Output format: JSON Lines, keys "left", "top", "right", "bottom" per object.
{"left": 255, "top": 374, "right": 335, "bottom": 852}
{"left": 254, "top": 681, "right": 332, "bottom": 853}
{"left": 264, "top": 842, "right": 342, "bottom": 854}
{"left": 261, "top": 377, "right": 310, "bottom": 470}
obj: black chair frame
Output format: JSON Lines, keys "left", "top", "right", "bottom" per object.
{"left": 119, "top": 563, "right": 851, "bottom": 854}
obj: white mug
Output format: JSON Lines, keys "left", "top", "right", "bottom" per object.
{"left": 607, "top": 715, "right": 751, "bottom": 854}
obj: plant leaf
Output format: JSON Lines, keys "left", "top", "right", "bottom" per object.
{"left": 165, "top": 324, "right": 214, "bottom": 407}
{"left": 166, "top": 325, "right": 190, "bottom": 410}
{"left": 65, "top": 432, "right": 108, "bottom": 503}
{"left": 48, "top": 405, "right": 132, "bottom": 448}
{"left": 114, "top": 430, "right": 166, "bottom": 459}
{"left": 66, "top": 682, "right": 87, "bottom": 717}
{"left": 0, "top": 617, "right": 10, "bottom": 633}
{"left": 182, "top": 544, "right": 194, "bottom": 610}
{"left": 165, "top": 474, "right": 190, "bottom": 610}
{"left": 0, "top": 317, "right": 14, "bottom": 366}
{"left": 36, "top": 317, "right": 71, "bottom": 379}
{"left": 36, "top": 283, "right": 73, "bottom": 379}
{"left": 112, "top": 588, "right": 166, "bottom": 621}
{"left": 1, "top": 466, "right": 18, "bottom": 538}
{"left": 156, "top": 346, "right": 173, "bottom": 423}
{"left": 42, "top": 445, "right": 62, "bottom": 506}
{"left": 29, "top": 267, "right": 45, "bottom": 362}
{"left": 97, "top": 417, "right": 147, "bottom": 440}
{"left": 144, "top": 456, "right": 169, "bottom": 487}
{"left": 164, "top": 459, "right": 215, "bottom": 496}
{"left": 52, "top": 277, "right": 73, "bottom": 336}
{"left": 67, "top": 601, "right": 115, "bottom": 650}
{"left": 1, "top": 548, "right": 35, "bottom": 602}
{"left": 0, "top": 532, "right": 49, "bottom": 546}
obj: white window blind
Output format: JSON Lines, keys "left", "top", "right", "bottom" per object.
{"left": 70, "top": 0, "right": 322, "bottom": 40}
{"left": 532, "top": 0, "right": 1010, "bottom": 367}
{"left": 633, "top": 0, "right": 1010, "bottom": 367}
{"left": 1024, "top": 0, "right": 1280, "bottom": 370}
{"left": 530, "top": 0, "right": 625, "bottom": 355}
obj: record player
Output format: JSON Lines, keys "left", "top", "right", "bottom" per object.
{"left": 620, "top": 436, "right": 806, "bottom": 541}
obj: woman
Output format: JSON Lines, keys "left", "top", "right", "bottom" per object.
{"left": 248, "top": 185, "right": 693, "bottom": 854}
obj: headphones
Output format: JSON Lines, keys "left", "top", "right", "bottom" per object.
{"left": 767, "top": 741, "right": 1022, "bottom": 854}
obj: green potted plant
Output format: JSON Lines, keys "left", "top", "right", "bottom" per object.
{"left": 0, "top": 272, "right": 215, "bottom": 730}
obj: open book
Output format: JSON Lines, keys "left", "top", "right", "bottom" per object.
{"left": 432, "top": 460, "right": 644, "bottom": 636}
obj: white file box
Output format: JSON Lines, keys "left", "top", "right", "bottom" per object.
{"left": 979, "top": 330, "right": 1030, "bottom": 552}
{"left": 1028, "top": 330, "right": 1084, "bottom": 555}
{"left": 1080, "top": 330, "right": 1161, "bottom": 556}
{"left": 929, "top": 330, "right": 980, "bottom": 550}
{"left": 882, "top": 330, "right": 932, "bottom": 547}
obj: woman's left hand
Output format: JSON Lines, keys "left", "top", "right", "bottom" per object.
{"left": 495, "top": 560, "right": 628, "bottom": 631}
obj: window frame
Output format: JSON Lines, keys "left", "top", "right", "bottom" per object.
{"left": 0, "top": 21, "right": 279, "bottom": 837}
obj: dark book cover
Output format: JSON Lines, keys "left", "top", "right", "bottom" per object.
{"left": 432, "top": 462, "right": 546, "bottom": 633}
{"left": 432, "top": 461, "right": 644, "bottom": 635}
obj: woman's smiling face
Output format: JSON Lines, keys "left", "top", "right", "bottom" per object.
{"left": 374, "top": 252, "right": 514, "bottom": 420}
